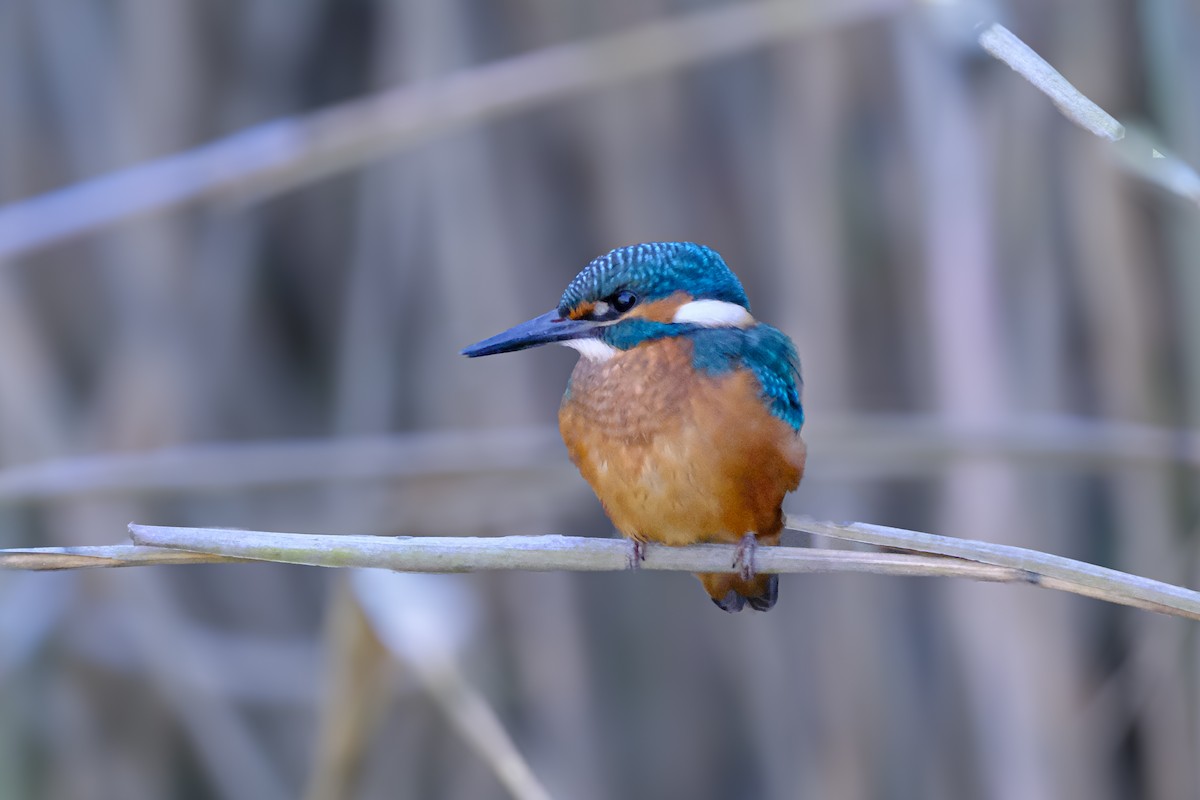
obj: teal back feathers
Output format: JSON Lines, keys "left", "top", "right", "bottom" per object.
{"left": 593, "top": 319, "right": 804, "bottom": 432}
{"left": 690, "top": 325, "right": 804, "bottom": 431}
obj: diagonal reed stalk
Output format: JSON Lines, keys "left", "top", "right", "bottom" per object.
{"left": 0, "top": 0, "right": 905, "bottom": 262}
{"left": 980, "top": 22, "right": 1200, "bottom": 207}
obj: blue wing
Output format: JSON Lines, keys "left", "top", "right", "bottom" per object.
{"left": 690, "top": 324, "right": 804, "bottom": 431}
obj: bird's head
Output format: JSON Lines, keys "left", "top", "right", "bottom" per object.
{"left": 461, "top": 242, "right": 755, "bottom": 361}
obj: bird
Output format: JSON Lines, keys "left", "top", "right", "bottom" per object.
{"left": 462, "top": 242, "right": 805, "bottom": 612}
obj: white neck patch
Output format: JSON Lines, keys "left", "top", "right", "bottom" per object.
{"left": 561, "top": 338, "right": 618, "bottom": 362}
{"left": 672, "top": 299, "right": 755, "bottom": 328}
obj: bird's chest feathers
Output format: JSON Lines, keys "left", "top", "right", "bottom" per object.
{"left": 561, "top": 339, "right": 696, "bottom": 439}
{"left": 558, "top": 339, "right": 802, "bottom": 544}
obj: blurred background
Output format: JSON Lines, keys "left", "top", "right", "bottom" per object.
{"left": 1, "top": 0, "right": 1198, "bottom": 798}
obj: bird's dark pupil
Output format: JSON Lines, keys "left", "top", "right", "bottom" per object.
{"left": 613, "top": 291, "right": 637, "bottom": 312}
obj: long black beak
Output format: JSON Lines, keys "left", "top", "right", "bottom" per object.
{"left": 461, "top": 310, "right": 599, "bottom": 357}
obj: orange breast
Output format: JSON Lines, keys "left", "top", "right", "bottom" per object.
{"left": 558, "top": 338, "right": 805, "bottom": 546}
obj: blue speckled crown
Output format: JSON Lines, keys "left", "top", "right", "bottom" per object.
{"left": 558, "top": 242, "right": 750, "bottom": 314}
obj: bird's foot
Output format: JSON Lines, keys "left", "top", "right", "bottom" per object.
{"left": 732, "top": 533, "right": 757, "bottom": 581}
{"left": 627, "top": 539, "right": 646, "bottom": 570}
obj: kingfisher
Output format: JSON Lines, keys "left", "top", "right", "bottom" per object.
{"left": 462, "top": 242, "right": 805, "bottom": 612}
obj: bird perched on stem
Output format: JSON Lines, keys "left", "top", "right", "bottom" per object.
{"left": 462, "top": 243, "right": 805, "bottom": 612}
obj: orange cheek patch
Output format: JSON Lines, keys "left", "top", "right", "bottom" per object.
{"left": 567, "top": 302, "right": 596, "bottom": 320}
{"left": 626, "top": 291, "right": 693, "bottom": 323}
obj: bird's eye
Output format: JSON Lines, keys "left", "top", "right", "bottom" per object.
{"left": 612, "top": 290, "right": 638, "bottom": 313}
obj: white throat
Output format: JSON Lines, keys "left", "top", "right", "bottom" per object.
{"left": 672, "top": 299, "right": 755, "bottom": 328}
{"left": 561, "top": 338, "right": 618, "bottom": 362}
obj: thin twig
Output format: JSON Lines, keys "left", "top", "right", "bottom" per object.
{"left": 979, "top": 22, "right": 1200, "bottom": 208}
{"left": 125, "top": 524, "right": 1200, "bottom": 621}
{"left": 1111, "top": 123, "right": 1200, "bottom": 206}
{"left": 979, "top": 23, "right": 1124, "bottom": 141}
{"left": 107, "top": 529, "right": 1028, "bottom": 582}
{"left": 7, "top": 534, "right": 1022, "bottom": 578}
{"left": 0, "top": 427, "right": 563, "bottom": 500}
{"left": 790, "top": 517, "right": 1200, "bottom": 621}
{"left": 116, "top": 523, "right": 1200, "bottom": 621}
{"left": 0, "top": 545, "right": 250, "bottom": 570}
{"left": 2, "top": 533, "right": 1024, "bottom": 583}
{"left": 0, "top": 0, "right": 905, "bottom": 262}
{"left": 3, "top": 415, "right": 1200, "bottom": 501}
{"left": 5, "top": 524, "right": 1196, "bottom": 621}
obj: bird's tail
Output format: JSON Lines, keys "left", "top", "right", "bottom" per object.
{"left": 696, "top": 529, "right": 781, "bottom": 612}
{"left": 698, "top": 571, "right": 779, "bottom": 612}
